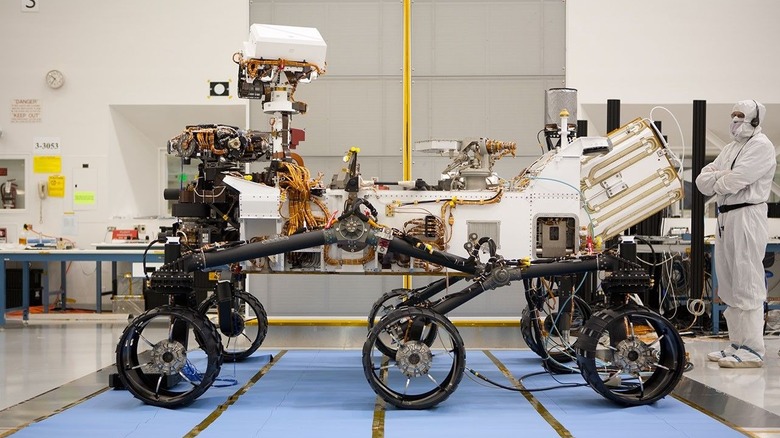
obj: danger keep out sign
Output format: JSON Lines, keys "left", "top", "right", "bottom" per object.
{"left": 11, "top": 99, "right": 41, "bottom": 123}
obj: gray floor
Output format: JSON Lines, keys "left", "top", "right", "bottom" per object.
{"left": 3, "top": 317, "right": 780, "bottom": 437}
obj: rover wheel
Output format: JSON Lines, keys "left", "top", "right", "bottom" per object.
{"left": 115, "top": 305, "right": 223, "bottom": 407}
{"left": 363, "top": 307, "right": 465, "bottom": 410}
{"left": 198, "top": 290, "right": 268, "bottom": 362}
{"left": 575, "top": 304, "right": 685, "bottom": 406}
{"left": 367, "top": 289, "right": 437, "bottom": 358}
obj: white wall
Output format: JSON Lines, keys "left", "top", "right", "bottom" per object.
{"left": 0, "top": 1, "right": 248, "bottom": 307}
{"left": 567, "top": 0, "right": 780, "bottom": 134}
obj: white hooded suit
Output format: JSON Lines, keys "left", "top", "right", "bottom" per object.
{"left": 696, "top": 100, "right": 776, "bottom": 361}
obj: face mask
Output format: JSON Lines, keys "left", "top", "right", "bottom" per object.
{"left": 730, "top": 116, "right": 746, "bottom": 139}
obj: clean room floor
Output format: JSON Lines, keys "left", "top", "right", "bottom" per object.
{"left": 2, "top": 319, "right": 780, "bottom": 437}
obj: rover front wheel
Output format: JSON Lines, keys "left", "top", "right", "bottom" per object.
{"left": 115, "top": 305, "right": 223, "bottom": 407}
{"left": 575, "top": 304, "right": 685, "bottom": 406}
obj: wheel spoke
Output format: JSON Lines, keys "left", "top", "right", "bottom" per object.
{"left": 651, "top": 362, "right": 670, "bottom": 371}
{"left": 375, "top": 363, "right": 394, "bottom": 372}
{"left": 431, "top": 348, "right": 455, "bottom": 358}
{"left": 178, "top": 371, "right": 198, "bottom": 387}
{"left": 127, "top": 361, "right": 153, "bottom": 371}
{"left": 647, "top": 334, "right": 665, "bottom": 348}
{"left": 427, "top": 373, "right": 440, "bottom": 387}
{"left": 386, "top": 331, "right": 403, "bottom": 347}
{"left": 601, "top": 369, "right": 620, "bottom": 383}
{"left": 633, "top": 371, "right": 645, "bottom": 397}
{"left": 155, "top": 375, "right": 163, "bottom": 396}
{"left": 137, "top": 332, "right": 156, "bottom": 348}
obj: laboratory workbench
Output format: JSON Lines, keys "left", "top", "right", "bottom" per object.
{"left": 0, "top": 247, "right": 165, "bottom": 327}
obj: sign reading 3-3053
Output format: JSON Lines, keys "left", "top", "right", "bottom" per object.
{"left": 34, "top": 137, "right": 61, "bottom": 154}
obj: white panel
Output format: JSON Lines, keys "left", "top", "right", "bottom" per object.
{"left": 249, "top": 4, "right": 272, "bottom": 24}
{"left": 449, "top": 284, "right": 524, "bottom": 317}
{"left": 324, "top": 80, "right": 384, "bottom": 155}
{"left": 486, "top": 2, "right": 543, "bottom": 75}
{"left": 266, "top": 275, "right": 330, "bottom": 315}
{"left": 430, "top": 80, "right": 487, "bottom": 139}
{"left": 433, "top": 4, "right": 487, "bottom": 76}
{"left": 486, "top": 79, "right": 547, "bottom": 144}
{"left": 410, "top": 2, "right": 434, "bottom": 76}
{"left": 380, "top": 2, "right": 404, "bottom": 76}
{"left": 411, "top": 79, "right": 431, "bottom": 142}
{"left": 71, "top": 165, "right": 97, "bottom": 211}
{"left": 411, "top": 155, "right": 451, "bottom": 183}
{"left": 326, "top": 3, "right": 382, "bottom": 76}
{"left": 542, "top": 1, "right": 566, "bottom": 75}
{"left": 382, "top": 78, "right": 404, "bottom": 156}
{"left": 254, "top": 274, "right": 394, "bottom": 316}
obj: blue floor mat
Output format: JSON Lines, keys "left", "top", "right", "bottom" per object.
{"left": 486, "top": 350, "right": 742, "bottom": 438}
{"left": 10, "top": 350, "right": 741, "bottom": 438}
{"left": 10, "top": 353, "right": 274, "bottom": 438}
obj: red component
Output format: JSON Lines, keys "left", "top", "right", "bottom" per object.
{"left": 325, "top": 210, "right": 339, "bottom": 229}
{"left": 112, "top": 229, "right": 139, "bottom": 240}
{"left": 290, "top": 128, "right": 305, "bottom": 149}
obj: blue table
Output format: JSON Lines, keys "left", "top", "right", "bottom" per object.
{"left": 0, "top": 249, "right": 165, "bottom": 327}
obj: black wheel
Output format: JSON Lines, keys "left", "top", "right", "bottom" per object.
{"left": 362, "top": 307, "right": 465, "bottom": 410}
{"left": 521, "top": 295, "right": 592, "bottom": 372}
{"left": 115, "top": 305, "right": 223, "bottom": 407}
{"left": 367, "top": 289, "right": 437, "bottom": 358}
{"left": 198, "top": 290, "right": 268, "bottom": 362}
{"left": 575, "top": 304, "right": 686, "bottom": 406}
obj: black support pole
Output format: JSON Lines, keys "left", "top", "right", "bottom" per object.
{"left": 577, "top": 119, "right": 588, "bottom": 137}
{"left": 606, "top": 99, "right": 622, "bottom": 238}
{"left": 691, "top": 100, "right": 707, "bottom": 307}
{"left": 607, "top": 99, "right": 621, "bottom": 133}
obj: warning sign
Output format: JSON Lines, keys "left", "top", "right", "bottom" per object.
{"left": 11, "top": 99, "right": 41, "bottom": 123}
{"left": 48, "top": 175, "right": 65, "bottom": 197}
